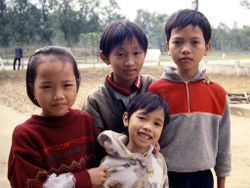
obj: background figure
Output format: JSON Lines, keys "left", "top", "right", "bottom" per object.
{"left": 13, "top": 43, "right": 23, "bottom": 70}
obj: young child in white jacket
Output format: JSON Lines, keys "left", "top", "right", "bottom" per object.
{"left": 98, "top": 92, "right": 170, "bottom": 188}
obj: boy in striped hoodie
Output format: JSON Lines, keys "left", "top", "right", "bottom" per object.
{"left": 148, "top": 9, "right": 231, "bottom": 188}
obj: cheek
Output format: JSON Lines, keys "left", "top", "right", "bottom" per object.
{"left": 154, "top": 129, "right": 163, "bottom": 139}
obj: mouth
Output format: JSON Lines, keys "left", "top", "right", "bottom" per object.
{"left": 123, "top": 69, "right": 136, "bottom": 74}
{"left": 138, "top": 132, "right": 152, "bottom": 140}
{"left": 51, "top": 103, "right": 67, "bottom": 107}
{"left": 180, "top": 57, "right": 192, "bottom": 62}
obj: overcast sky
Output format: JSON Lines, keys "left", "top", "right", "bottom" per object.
{"left": 103, "top": 0, "right": 250, "bottom": 28}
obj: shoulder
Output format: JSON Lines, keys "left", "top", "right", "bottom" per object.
{"left": 72, "top": 109, "right": 95, "bottom": 121}
{"left": 86, "top": 82, "right": 111, "bottom": 100}
{"left": 11, "top": 117, "right": 37, "bottom": 144}
{"left": 12, "top": 115, "right": 34, "bottom": 133}
{"left": 148, "top": 78, "right": 167, "bottom": 90}
{"left": 141, "top": 74, "right": 156, "bottom": 83}
{"left": 209, "top": 82, "right": 227, "bottom": 94}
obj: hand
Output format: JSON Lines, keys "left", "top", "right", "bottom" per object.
{"left": 203, "top": 73, "right": 213, "bottom": 84}
{"left": 87, "top": 165, "right": 109, "bottom": 187}
{"left": 153, "top": 142, "right": 161, "bottom": 154}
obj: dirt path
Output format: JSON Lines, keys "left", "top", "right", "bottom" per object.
{"left": 0, "top": 104, "right": 250, "bottom": 188}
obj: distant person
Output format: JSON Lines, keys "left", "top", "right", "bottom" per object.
{"left": 13, "top": 43, "right": 23, "bottom": 70}
{"left": 98, "top": 92, "right": 170, "bottom": 188}
{"left": 8, "top": 46, "right": 107, "bottom": 188}
{"left": 148, "top": 9, "right": 231, "bottom": 188}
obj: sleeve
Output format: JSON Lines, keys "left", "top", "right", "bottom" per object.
{"left": 86, "top": 112, "right": 107, "bottom": 164}
{"left": 214, "top": 96, "right": 231, "bottom": 177}
{"left": 20, "top": 48, "right": 23, "bottom": 57}
{"left": 82, "top": 93, "right": 105, "bottom": 131}
{"left": 8, "top": 127, "right": 48, "bottom": 188}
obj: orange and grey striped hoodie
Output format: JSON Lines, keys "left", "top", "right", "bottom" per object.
{"left": 148, "top": 66, "right": 231, "bottom": 177}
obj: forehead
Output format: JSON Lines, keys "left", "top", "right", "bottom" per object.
{"left": 171, "top": 25, "right": 204, "bottom": 38}
{"left": 116, "top": 37, "right": 142, "bottom": 49}
{"left": 36, "top": 55, "right": 74, "bottom": 76}
{"left": 135, "top": 107, "right": 164, "bottom": 117}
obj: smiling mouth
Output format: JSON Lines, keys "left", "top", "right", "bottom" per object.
{"left": 138, "top": 132, "right": 152, "bottom": 140}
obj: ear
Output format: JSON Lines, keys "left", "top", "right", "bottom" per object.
{"left": 99, "top": 51, "right": 110, "bottom": 65}
{"left": 122, "top": 112, "right": 129, "bottom": 128}
{"left": 204, "top": 41, "right": 212, "bottom": 56}
{"left": 165, "top": 41, "right": 171, "bottom": 56}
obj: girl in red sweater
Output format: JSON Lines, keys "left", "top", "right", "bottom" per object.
{"left": 8, "top": 46, "right": 107, "bottom": 188}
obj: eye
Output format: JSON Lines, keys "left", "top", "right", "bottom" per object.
{"left": 134, "top": 51, "right": 143, "bottom": 56}
{"left": 40, "top": 85, "right": 52, "bottom": 89}
{"left": 172, "top": 40, "right": 181, "bottom": 46}
{"left": 115, "top": 52, "right": 125, "bottom": 57}
{"left": 137, "top": 115, "right": 145, "bottom": 121}
{"left": 154, "top": 121, "right": 163, "bottom": 127}
{"left": 64, "top": 83, "right": 74, "bottom": 87}
{"left": 193, "top": 40, "right": 200, "bottom": 45}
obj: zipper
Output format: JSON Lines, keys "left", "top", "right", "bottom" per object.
{"left": 184, "top": 81, "right": 191, "bottom": 112}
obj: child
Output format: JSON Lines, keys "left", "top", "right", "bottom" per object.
{"left": 148, "top": 9, "right": 231, "bottom": 188}
{"left": 82, "top": 20, "right": 155, "bottom": 133}
{"left": 97, "top": 92, "right": 170, "bottom": 188}
{"left": 8, "top": 46, "right": 108, "bottom": 188}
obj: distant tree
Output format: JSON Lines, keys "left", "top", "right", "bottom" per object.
{"left": 0, "top": 0, "right": 10, "bottom": 47}
{"left": 100, "top": 0, "right": 125, "bottom": 28}
{"left": 135, "top": 9, "right": 167, "bottom": 51}
{"left": 240, "top": 0, "right": 250, "bottom": 9}
{"left": 78, "top": 0, "right": 102, "bottom": 33}
{"left": 57, "top": 0, "right": 82, "bottom": 46}
{"left": 37, "top": 0, "right": 54, "bottom": 44}
{"left": 134, "top": 9, "right": 152, "bottom": 35}
{"left": 239, "top": 25, "right": 250, "bottom": 51}
{"left": 211, "top": 23, "right": 230, "bottom": 51}
{"left": 8, "top": 0, "right": 42, "bottom": 44}
{"left": 148, "top": 13, "right": 168, "bottom": 51}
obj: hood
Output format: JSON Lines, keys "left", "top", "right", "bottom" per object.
{"left": 161, "top": 66, "right": 206, "bottom": 82}
{"left": 97, "top": 130, "right": 154, "bottom": 160}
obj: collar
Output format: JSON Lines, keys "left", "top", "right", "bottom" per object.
{"left": 106, "top": 73, "right": 142, "bottom": 96}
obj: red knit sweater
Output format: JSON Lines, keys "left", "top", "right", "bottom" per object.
{"left": 8, "top": 109, "right": 103, "bottom": 188}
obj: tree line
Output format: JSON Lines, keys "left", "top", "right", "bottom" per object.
{"left": 0, "top": 0, "right": 249, "bottom": 57}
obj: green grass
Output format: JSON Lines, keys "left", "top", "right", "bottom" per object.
{"left": 160, "top": 51, "right": 250, "bottom": 61}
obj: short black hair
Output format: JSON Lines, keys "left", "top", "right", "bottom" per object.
{"left": 100, "top": 20, "right": 148, "bottom": 57}
{"left": 165, "top": 9, "right": 212, "bottom": 44}
{"left": 127, "top": 92, "right": 170, "bottom": 127}
{"left": 26, "top": 46, "right": 80, "bottom": 107}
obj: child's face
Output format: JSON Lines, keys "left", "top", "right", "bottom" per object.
{"left": 100, "top": 37, "right": 145, "bottom": 89}
{"left": 166, "top": 25, "right": 211, "bottom": 79}
{"left": 123, "top": 108, "right": 164, "bottom": 154}
{"left": 33, "top": 55, "right": 77, "bottom": 117}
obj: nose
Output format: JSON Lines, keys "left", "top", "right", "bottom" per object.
{"left": 181, "top": 43, "right": 191, "bottom": 54}
{"left": 53, "top": 89, "right": 64, "bottom": 100}
{"left": 124, "top": 55, "right": 135, "bottom": 67}
{"left": 143, "top": 122, "right": 153, "bottom": 132}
